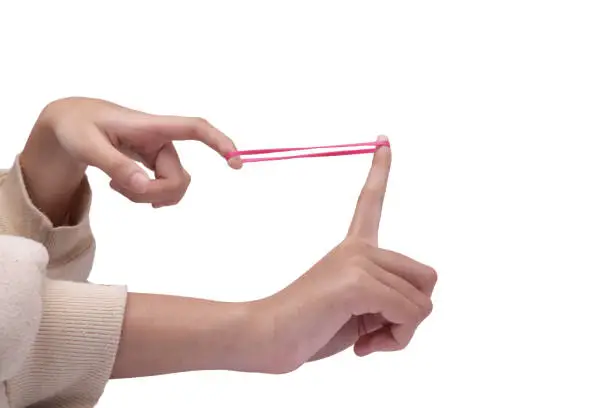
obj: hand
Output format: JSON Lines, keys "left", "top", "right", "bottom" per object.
{"left": 22, "top": 97, "right": 241, "bottom": 215}
{"left": 250, "top": 136, "right": 437, "bottom": 374}
{"left": 104, "top": 136, "right": 436, "bottom": 379}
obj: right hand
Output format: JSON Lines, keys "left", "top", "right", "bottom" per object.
{"left": 24, "top": 97, "right": 242, "bottom": 211}
{"left": 251, "top": 136, "right": 437, "bottom": 374}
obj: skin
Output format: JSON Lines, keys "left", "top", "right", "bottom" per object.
{"left": 19, "top": 97, "right": 437, "bottom": 378}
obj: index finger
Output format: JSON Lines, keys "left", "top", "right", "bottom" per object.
{"left": 347, "top": 135, "right": 392, "bottom": 244}
{"left": 125, "top": 113, "right": 243, "bottom": 169}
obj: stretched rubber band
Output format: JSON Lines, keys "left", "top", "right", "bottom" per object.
{"left": 226, "top": 140, "right": 390, "bottom": 163}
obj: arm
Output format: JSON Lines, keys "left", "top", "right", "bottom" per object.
{"left": 0, "top": 105, "right": 262, "bottom": 406}
{"left": 111, "top": 293, "right": 262, "bottom": 378}
{"left": 1, "top": 123, "right": 126, "bottom": 406}
{"left": 0, "top": 162, "right": 127, "bottom": 407}
{"left": 4, "top": 143, "right": 241, "bottom": 401}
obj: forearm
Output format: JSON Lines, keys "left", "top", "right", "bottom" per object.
{"left": 20, "top": 109, "right": 86, "bottom": 226}
{"left": 110, "top": 292, "right": 263, "bottom": 379}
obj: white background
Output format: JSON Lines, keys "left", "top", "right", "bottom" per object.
{"left": 2, "top": 1, "right": 612, "bottom": 407}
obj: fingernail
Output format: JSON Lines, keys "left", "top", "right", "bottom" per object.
{"left": 228, "top": 157, "right": 243, "bottom": 169}
{"left": 376, "top": 135, "right": 390, "bottom": 150}
{"left": 129, "top": 172, "right": 149, "bottom": 193}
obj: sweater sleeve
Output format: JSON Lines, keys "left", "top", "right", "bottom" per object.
{"left": 0, "top": 237, "right": 127, "bottom": 408}
{"left": 0, "top": 157, "right": 127, "bottom": 407}
{"left": 6, "top": 278, "right": 126, "bottom": 407}
{"left": 0, "top": 155, "right": 95, "bottom": 282}
{"left": 0, "top": 236, "right": 47, "bottom": 382}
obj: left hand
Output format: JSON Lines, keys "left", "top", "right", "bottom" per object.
{"left": 245, "top": 136, "right": 436, "bottom": 373}
{"left": 26, "top": 97, "right": 242, "bottom": 208}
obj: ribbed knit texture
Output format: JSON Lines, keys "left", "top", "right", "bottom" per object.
{"left": 0, "top": 156, "right": 95, "bottom": 278}
{"left": 6, "top": 280, "right": 126, "bottom": 408}
{"left": 0, "top": 156, "right": 127, "bottom": 408}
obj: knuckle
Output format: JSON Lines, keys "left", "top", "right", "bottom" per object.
{"left": 417, "top": 297, "right": 434, "bottom": 319}
{"left": 397, "top": 343, "right": 409, "bottom": 351}
{"left": 347, "top": 251, "right": 371, "bottom": 272}
{"left": 395, "top": 327, "right": 416, "bottom": 349}
{"left": 279, "top": 354, "right": 305, "bottom": 374}
{"left": 170, "top": 176, "right": 184, "bottom": 191}
{"left": 181, "top": 174, "right": 191, "bottom": 192}
{"left": 193, "top": 117, "right": 211, "bottom": 128}
{"left": 341, "top": 266, "right": 372, "bottom": 307}
{"left": 343, "top": 238, "right": 372, "bottom": 257}
{"left": 348, "top": 250, "right": 368, "bottom": 266}
{"left": 266, "top": 356, "right": 303, "bottom": 375}
{"left": 345, "top": 265, "right": 369, "bottom": 290}
{"left": 394, "top": 336, "right": 410, "bottom": 351}
{"left": 422, "top": 266, "right": 438, "bottom": 289}
{"left": 162, "top": 189, "right": 183, "bottom": 205}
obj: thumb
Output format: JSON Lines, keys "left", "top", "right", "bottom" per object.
{"left": 80, "top": 127, "right": 151, "bottom": 194}
{"left": 105, "top": 154, "right": 151, "bottom": 194}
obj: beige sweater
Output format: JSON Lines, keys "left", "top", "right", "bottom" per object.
{"left": 0, "top": 157, "right": 127, "bottom": 408}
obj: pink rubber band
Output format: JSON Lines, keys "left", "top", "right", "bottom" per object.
{"left": 226, "top": 140, "right": 390, "bottom": 163}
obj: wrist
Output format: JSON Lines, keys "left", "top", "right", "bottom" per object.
{"left": 198, "top": 300, "right": 271, "bottom": 373}
{"left": 190, "top": 298, "right": 292, "bottom": 374}
{"left": 239, "top": 296, "right": 315, "bottom": 375}
{"left": 24, "top": 102, "right": 86, "bottom": 173}
{"left": 20, "top": 106, "right": 87, "bottom": 226}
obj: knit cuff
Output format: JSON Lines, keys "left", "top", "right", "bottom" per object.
{"left": 0, "top": 155, "right": 94, "bottom": 267}
{"left": 6, "top": 279, "right": 127, "bottom": 408}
